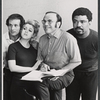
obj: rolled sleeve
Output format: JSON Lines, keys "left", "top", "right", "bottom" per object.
{"left": 66, "top": 36, "right": 81, "bottom": 63}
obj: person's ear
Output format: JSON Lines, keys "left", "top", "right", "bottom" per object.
{"left": 89, "top": 21, "right": 92, "bottom": 25}
{"left": 56, "top": 22, "right": 61, "bottom": 28}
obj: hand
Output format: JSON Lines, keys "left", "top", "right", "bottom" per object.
{"left": 32, "top": 60, "right": 43, "bottom": 70}
{"left": 49, "top": 76, "right": 59, "bottom": 81}
{"left": 39, "top": 63, "right": 50, "bottom": 72}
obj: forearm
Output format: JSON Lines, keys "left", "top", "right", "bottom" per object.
{"left": 10, "top": 65, "right": 32, "bottom": 72}
{"left": 8, "top": 60, "right": 43, "bottom": 72}
{"left": 8, "top": 61, "right": 32, "bottom": 72}
{"left": 61, "top": 61, "right": 81, "bottom": 72}
{"left": 32, "top": 60, "right": 42, "bottom": 70}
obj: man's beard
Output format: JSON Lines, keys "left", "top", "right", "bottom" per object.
{"left": 74, "top": 27, "right": 83, "bottom": 36}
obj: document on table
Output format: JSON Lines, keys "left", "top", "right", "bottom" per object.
{"left": 21, "top": 69, "right": 68, "bottom": 82}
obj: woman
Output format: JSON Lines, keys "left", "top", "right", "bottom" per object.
{"left": 8, "top": 20, "right": 40, "bottom": 100}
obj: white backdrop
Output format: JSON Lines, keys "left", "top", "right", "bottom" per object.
{"left": 2, "top": 1, "right": 98, "bottom": 100}
{"left": 3, "top": 0, "right": 98, "bottom": 40}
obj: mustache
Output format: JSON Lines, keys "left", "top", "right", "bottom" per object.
{"left": 75, "top": 27, "right": 83, "bottom": 30}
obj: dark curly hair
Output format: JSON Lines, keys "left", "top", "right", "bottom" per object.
{"left": 72, "top": 7, "right": 92, "bottom": 21}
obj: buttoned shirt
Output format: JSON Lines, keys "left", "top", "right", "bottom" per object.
{"left": 3, "top": 32, "right": 20, "bottom": 68}
{"left": 37, "top": 29, "right": 81, "bottom": 70}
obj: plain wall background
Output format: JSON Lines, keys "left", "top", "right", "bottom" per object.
{"left": 2, "top": 1, "right": 98, "bottom": 100}
{"left": 3, "top": 0, "right": 98, "bottom": 41}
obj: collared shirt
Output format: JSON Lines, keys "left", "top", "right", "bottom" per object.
{"left": 3, "top": 32, "right": 20, "bottom": 68}
{"left": 3, "top": 32, "right": 20, "bottom": 52}
{"left": 37, "top": 29, "right": 81, "bottom": 70}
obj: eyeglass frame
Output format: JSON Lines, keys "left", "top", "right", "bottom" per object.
{"left": 41, "top": 19, "right": 57, "bottom": 24}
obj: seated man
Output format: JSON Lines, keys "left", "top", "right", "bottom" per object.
{"left": 24, "top": 11, "right": 81, "bottom": 100}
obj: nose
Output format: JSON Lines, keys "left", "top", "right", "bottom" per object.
{"left": 77, "top": 22, "right": 82, "bottom": 27}
{"left": 25, "top": 30, "right": 28, "bottom": 33}
{"left": 11, "top": 25, "right": 15, "bottom": 30}
{"left": 44, "top": 21, "right": 49, "bottom": 25}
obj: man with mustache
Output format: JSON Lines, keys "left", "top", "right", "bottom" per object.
{"left": 66, "top": 7, "right": 98, "bottom": 100}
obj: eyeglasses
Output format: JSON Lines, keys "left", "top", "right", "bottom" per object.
{"left": 42, "top": 20, "right": 53, "bottom": 24}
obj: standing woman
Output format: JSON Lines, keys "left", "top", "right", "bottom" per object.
{"left": 8, "top": 20, "right": 40, "bottom": 100}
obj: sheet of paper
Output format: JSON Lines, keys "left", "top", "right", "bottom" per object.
{"left": 21, "top": 70, "right": 43, "bottom": 82}
{"left": 21, "top": 69, "right": 68, "bottom": 81}
{"left": 42, "top": 69, "right": 68, "bottom": 76}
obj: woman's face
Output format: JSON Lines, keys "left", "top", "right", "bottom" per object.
{"left": 21, "top": 24, "right": 34, "bottom": 40}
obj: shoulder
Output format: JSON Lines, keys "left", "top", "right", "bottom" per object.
{"left": 30, "top": 40, "right": 39, "bottom": 50}
{"left": 67, "top": 28, "right": 74, "bottom": 33}
{"left": 3, "top": 32, "right": 9, "bottom": 39}
{"left": 3, "top": 32, "right": 9, "bottom": 41}
{"left": 40, "top": 34, "right": 47, "bottom": 39}
{"left": 9, "top": 41, "right": 19, "bottom": 48}
{"left": 90, "top": 30, "right": 98, "bottom": 47}
{"left": 61, "top": 29, "right": 77, "bottom": 42}
{"left": 67, "top": 28, "right": 76, "bottom": 37}
{"left": 90, "top": 29, "right": 98, "bottom": 37}
{"left": 3, "top": 32, "right": 8, "bottom": 36}
{"left": 39, "top": 34, "right": 48, "bottom": 43}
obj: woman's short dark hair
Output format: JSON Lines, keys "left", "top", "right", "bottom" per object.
{"left": 6, "top": 14, "right": 25, "bottom": 29}
{"left": 72, "top": 7, "right": 92, "bottom": 21}
{"left": 45, "top": 11, "right": 62, "bottom": 28}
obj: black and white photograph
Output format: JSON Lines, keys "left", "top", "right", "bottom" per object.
{"left": 2, "top": 0, "right": 98, "bottom": 100}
